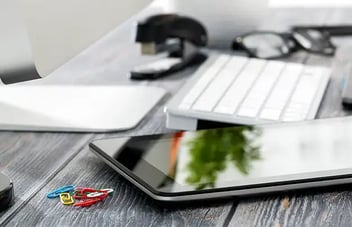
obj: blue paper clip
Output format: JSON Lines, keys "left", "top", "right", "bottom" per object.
{"left": 47, "top": 185, "right": 75, "bottom": 199}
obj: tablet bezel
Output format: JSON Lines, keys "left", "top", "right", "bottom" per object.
{"left": 89, "top": 119, "right": 352, "bottom": 202}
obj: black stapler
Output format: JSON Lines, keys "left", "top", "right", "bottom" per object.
{"left": 131, "top": 14, "right": 208, "bottom": 80}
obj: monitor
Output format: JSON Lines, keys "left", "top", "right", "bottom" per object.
{"left": 0, "top": 0, "right": 153, "bottom": 84}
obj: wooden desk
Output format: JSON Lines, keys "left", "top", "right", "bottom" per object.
{"left": 1, "top": 8, "right": 352, "bottom": 226}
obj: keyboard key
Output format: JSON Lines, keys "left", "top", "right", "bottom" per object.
{"left": 260, "top": 108, "right": 282, "bottom": 120}
{"left": 238, "top": 61, "right": 285, "bottom": 117}
{"left": 282, "top": 66, "right": 324, "bottom": 120}
{"left": 192, "top": 56, "right": 248, "bottom": 112}
{"left": 260, "top": 63, "right": 303, "bottom": 120}
{"left": 179, "top": 55, "right": 230, "bottom": 109}
{"left": 237, "top": 107, "right": 258, "bottom": 118}
{"left": 214, "top": 58, "right": 266, "bottom": 114}
{"left": 282, "top": 112, "right": 306, "bottom": 121}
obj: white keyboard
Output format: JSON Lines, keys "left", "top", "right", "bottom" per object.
{"left": 165, "top": 54, "right": 330, "bottom": 130}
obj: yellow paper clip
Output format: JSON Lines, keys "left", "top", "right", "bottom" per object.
{"left": 60, "top": 193, "right": 75, "bottom": 205}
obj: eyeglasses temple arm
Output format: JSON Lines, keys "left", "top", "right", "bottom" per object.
{"left": 292, "top": 25, "right": 352, "bottom": 36}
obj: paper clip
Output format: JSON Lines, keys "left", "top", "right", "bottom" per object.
{"left": 75, "top": 188, "right": 97, "bottom": 195}
{"left": 60, "top": 193, "right": 75, "bottom": 205}
{"left": 73, "top": 192, "right": 90, "bottom": 200}
{"left": 47, "top": 185, "right": 75, "bottom": 199}
{"left": 73, "top": 198, "right": 102, "bottom": 207}
{"left": 86, "top": 191, "right": 108, "bottom": 199}
{"left": 100, "top": 189, "right": 114, "bottom": 195}
{"left": 73, "top": 188, "right": 99, "bottom": 200}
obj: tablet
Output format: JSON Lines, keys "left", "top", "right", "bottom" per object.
{"left": 89, "top": 117, "right": 352, "bottom": 202}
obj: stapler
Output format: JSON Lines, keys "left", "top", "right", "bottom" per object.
{"left": 0, "top": 173, "right": 14, "bottom": 211}
{"left": 131, "top": 14, "right": 208, "bottom": 80}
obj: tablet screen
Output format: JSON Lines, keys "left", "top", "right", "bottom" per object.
{"left": 91, "top": 117, "right": 352, "bottom": 193}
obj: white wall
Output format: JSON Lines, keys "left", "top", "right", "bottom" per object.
{"left": 270, "top": 0, "right": 352, "bottom": 7}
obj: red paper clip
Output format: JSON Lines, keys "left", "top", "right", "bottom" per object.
{"left": 73, "top": 193, "right": 88, "bottom": 200}
{"left": 73, "top": 198, "right": 101, "bottom": 207}
{"left": 74, "top": 192, "right": 107, "bottom": 207}
{"left": 73, "top": 188, "right": 99, "bottom": 200}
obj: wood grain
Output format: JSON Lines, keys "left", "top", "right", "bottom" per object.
{"left": 5, "top": 146, "right": 233, "bottom": 227}
{"left": 0, "top": 132, "right": 93, "bottom": 224}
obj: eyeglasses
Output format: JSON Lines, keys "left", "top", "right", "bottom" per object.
{"left": 232, "top": 28, "right": 336, "bottom": 59}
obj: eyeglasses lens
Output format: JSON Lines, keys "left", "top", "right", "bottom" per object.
{"left": 293, "top": 29, "right": 336, "bottom": 55}
{"left": 241, "top": 33, "right": 290, "bottom": 59}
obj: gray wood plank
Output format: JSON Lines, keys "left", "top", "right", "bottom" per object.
{"left": 0, "top": 132, "right": 93, "bottom": 224}
{"left": 5, "top": 145, "right": 233, "bottom": 227}
{"left": 228, "top": 192, "right": 352, "bottom": 227}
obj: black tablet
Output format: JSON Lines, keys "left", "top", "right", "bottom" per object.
{"left": 90, "top": 117, "right": 352, "bottom": 202}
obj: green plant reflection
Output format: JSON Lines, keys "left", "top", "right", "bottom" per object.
{"left": 186, "top": 126, "right": 261, "bottom": 190}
